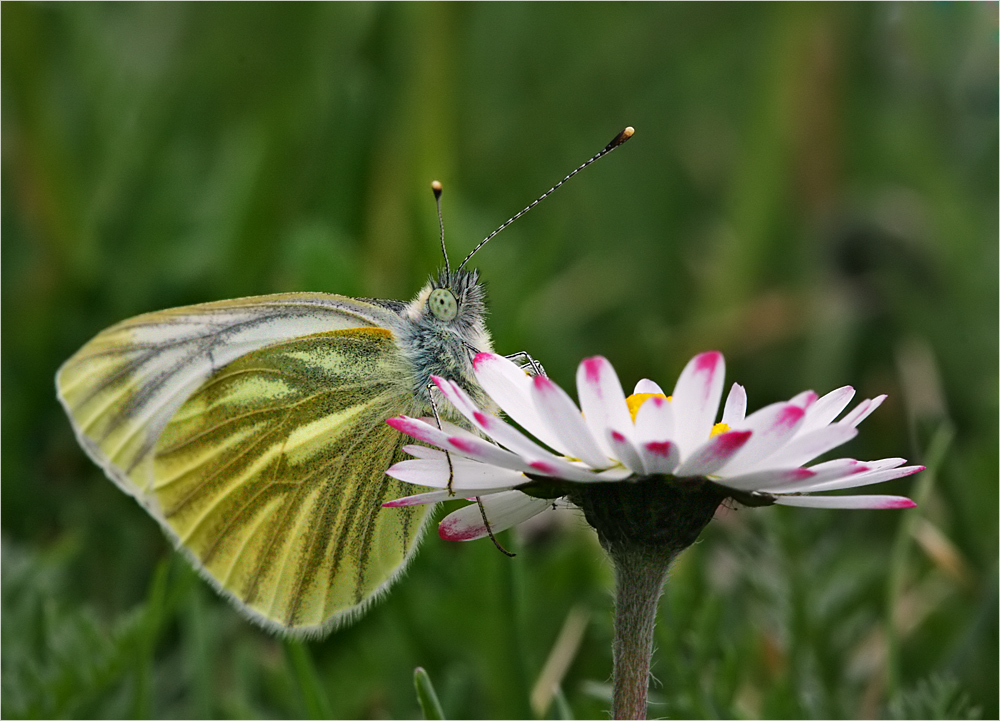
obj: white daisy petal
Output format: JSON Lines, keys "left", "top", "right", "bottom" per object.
{"left": 634, "top": 378, "right": 666, "bottom": 395}
{"left": 639, "top": 441, "right": 681, "bottom": 475}
{"left": 751, "top": 461, "right": 869, "bottom": 493}
{"left": 797, "top": 386, "right": 855, "bottom": 434}
{"left": 839, "top": 395, "right": 887, "bottom": 428}
{"left": 531, "top": 375, "right": 610, "bottom": 468}
{"left": 789, "top": 390, "right": 818, "bottom": 410}
{"left": 857, "top": 457, "right": 908, "bottom": 471}
{"left": 471, "top": 353, "right": 566, "bottom": 452}
{"left": 382, "top": 486, "right": 511, "bottom": 508}
{"left": 714, "top": 467, "right": 816, "bottom": 492}
{"left": 773, "top": 464, "right": 925, "bottom": 494}
{"left": 402, "top": 444, "right": 444, "bottom": 460}
{"left": 440, "top": 391, "right": 601, "bottom": 482}
{"left": 443, "top": 434, "right": 536, "bottom": 472}
{"left": 721, "top": 383, "right": 747, "bottom": 426}
{"left": 675, "top": 430, "right": 753, "bottom": 476}
{"left": 607, "top": 429, "right": 646, "bottom": 474}
{"left": 386, "top": 457, "right": 525, "bottom": 490}
{"left": 757, "top": 424, "right": 859, "bottom": 469}
{"left": 387, "top": 415, "right": 456, "bottom": 450}
{"left": 434, "top": 378, "right": 571, "bottom": 467}
{"left": 577, "top": 356, "right": 636, "bottom": 455}
{"left": 670, "top": 351, "right": 726, "bottom": 457}
{"left": 718, "top": 403, "right": 806, "bottom": 475}
{"left": 773, "top": 494, "right": 917, "bottom": 509}
{"left": 634, "top": 394, "right": 674, "bottom": 445}
{"left": 438, "top": 492, "right": 555, "bottom": 540}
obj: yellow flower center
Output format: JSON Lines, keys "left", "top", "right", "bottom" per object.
{"left": 626, "top": 393, "right": 669, "bottom": 421}
{"left": 626, "top": 393, "right": 730, "bottom": 435}
{"left": 710, "top": 422, "right": 730, "bottom": 436}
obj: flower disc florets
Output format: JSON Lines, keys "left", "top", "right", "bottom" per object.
{"left": 383, "top": 351, "right": 922, "bottom": 545}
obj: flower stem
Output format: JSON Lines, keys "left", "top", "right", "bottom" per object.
{"left": 608, "top": 544, "right": 676, "bottom": 720}
{"left": 569, "top": 477, "right": 728, "bottom": 719}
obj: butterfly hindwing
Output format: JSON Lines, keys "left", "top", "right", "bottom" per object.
{"left": 153, "top": 327, "right": 427, "bottom": 633}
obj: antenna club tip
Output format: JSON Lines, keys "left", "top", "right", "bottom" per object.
{"left": 431, "top": 180, "right": 443, "bottom": 196}
{"left": 606, "top": 126, "right": 635, "bottom": 151}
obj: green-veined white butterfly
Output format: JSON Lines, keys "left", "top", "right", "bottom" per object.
{"left": 56, "top": 127, "right": 634, "bottom": 637}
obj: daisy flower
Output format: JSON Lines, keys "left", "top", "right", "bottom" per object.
{"left": 384, "top": 351, "right": 921, "bottom": 544}
{"left": 384, "top": 350, "right": 922, "bottom": 720}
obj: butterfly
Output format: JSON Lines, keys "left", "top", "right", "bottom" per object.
{"left": 56, "top": 127, "right": 634, "bottom": 637}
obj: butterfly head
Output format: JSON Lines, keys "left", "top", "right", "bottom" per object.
{"left": 406, "top": 267, "right": 487, "bottom": 334}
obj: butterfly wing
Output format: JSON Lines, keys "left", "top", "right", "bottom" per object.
{"left": 57, "top": 293, "right": 431, "bottom": 634}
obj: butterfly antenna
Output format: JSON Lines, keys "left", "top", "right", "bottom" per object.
{"left": 457, "top": 126, "right": 635, "bottom": 270}
{"left": 432, "top": 180, "right": 450, "bottom": 277}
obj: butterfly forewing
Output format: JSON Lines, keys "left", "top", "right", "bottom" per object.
{"left": 56, "top": 293, "right": 401, "bottom": 499}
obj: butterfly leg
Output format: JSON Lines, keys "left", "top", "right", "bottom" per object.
{"left": 505, "top": 350, "right": 547, "bottom": 377}
{"left": 475, "top": 497, "right": 516, "bottom": 557}
{"left": 425, "top": 386, "right": 456, "bottom": 494}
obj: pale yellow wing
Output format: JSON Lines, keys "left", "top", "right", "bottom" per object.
{"left": 56, "top": 292, "right": 402, "bottom": 502}
{"left": 57, "top": 293, "right": 429, "bottom": 634}
{"left": 152, "top": 327, "right": 425, "bottom": 634}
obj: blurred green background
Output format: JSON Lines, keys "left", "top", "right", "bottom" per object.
{"left": 3, "top": 3, "right": 997, "bottom": 719}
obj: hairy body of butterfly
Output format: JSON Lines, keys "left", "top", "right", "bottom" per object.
{"left": 57, "top": 267, "right": 494, "bottom": 637}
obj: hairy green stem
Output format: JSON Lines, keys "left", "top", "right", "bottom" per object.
{"left": 609, "top": 545, "right": 676, "bottom": 720}
{"left": 570, "top": 477, "right": 728, "bottom": 719}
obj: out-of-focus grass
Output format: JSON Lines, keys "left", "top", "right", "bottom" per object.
{"left": 2, "top": 3, "right": 996, "bottom": 719}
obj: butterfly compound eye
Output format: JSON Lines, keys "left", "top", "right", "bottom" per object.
{"left": 428, "top": 288, "right": 458, "bottom": 321}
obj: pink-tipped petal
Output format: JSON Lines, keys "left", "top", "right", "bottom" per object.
{"left": 634, "top": 394, "right": 675, "bottom": 445}
{"left": 443, "top": 393, "right": 602, "bottom": 482}
{"left": 387, "top": 415, "right": 453, "bottom": 449}
{"left": 531, "top": 375, "right": 610, "bottom": 468}
{"left": 577, "top": 356, "right": 636, "bottom": 457}
{"left": 435, "top": 378, "right": 574, "bottom": 471}
{"left": 438, "top": 491, "right": 554, "bottom": 540}
{"left": 472, "top": 353, "right": 566, "bottom": 451}
{"left": 386, "top": 457, "right": 526, "bottom": 490}
{"left": 774, "top": 464, "right": 924, "bottom": 494}
{"left": 721, "top": 383, "right": 747, "bottom": 426}
{"left": 640, "top": 440, "right": 680, "bottom": 475}
{"left": 633, "top": 378, "right": 666, "bottom": 395}
{"left": 675, "top": 430, "right": 753, "bottom": 476}
{"left": 757, "top": 424, "right": 859, "bottom": 469}
{"left": 773, "top": 494, "right": 917, "bottom": 509}
{"left": 789, "top": 390, "right": 818, "bottom": 410}
{"left": 670, "top": 352, "right": 726, "bottom": 457}
{"left": 798, "top": 386, "right": 855, "bottom": 434}
{"left": 607, "top": 429, "right": 646, "bottom": 474}
{"left": 444, "top": 434, "right": 533, "bottom": 473}
{"left": 717, "top": 403, "right": 806, "bottom": 475}
{"left": 715, "top": 467, "right": 815, "bottom": 492}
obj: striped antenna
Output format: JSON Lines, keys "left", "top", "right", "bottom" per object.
{"left": 431, "top": 180, "right": 449, "bottom": 276}
{"left": 457, "top": 126, "right": 634, "bottom": 271}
